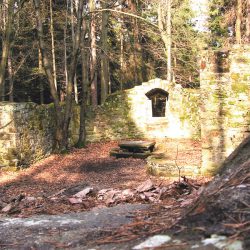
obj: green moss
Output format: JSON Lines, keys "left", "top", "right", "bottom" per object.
{"left": 228, "top": 100, "right": 236, "bottom": 105}
{"left": 231, "top": 73, "right": 240, "bottom": 81}
{"left": 228, "top": 121, "right": 243, "bottom": 128}
{"left": 235, "top": 56, "right": 250, "bottom": 64}
{"left": 1, "top": 166, "right": 19, "bottom": 172}
{"left": 243, "top": 74, "right": 250, "bottom": 81}
{"left": 5, "top": 148, "right": 19, "bottom": 161}
{"left": 232, "top": 83, "right": 249, "bottom": 93}
{"left": 202, "top": 163, "right": 220, "bottom": 176}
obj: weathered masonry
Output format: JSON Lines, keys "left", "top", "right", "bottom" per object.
{"left": 0, "top": 45, "right": 249, "bottom": 176}
{"left": 0, "top": 79, "right": 200, "bottom": 168}
{"left": 200, "top": 45, "right": 250, "bottom": 175}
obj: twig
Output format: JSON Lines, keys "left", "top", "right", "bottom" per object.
{"left": 174, "top": 144, "right": 181, "bottom": 182}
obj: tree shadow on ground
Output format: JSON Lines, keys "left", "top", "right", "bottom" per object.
{"left": 0, "top": 142, "right": 148, "bottom": 198}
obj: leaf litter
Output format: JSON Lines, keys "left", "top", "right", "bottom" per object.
{"left": 0, "top": 140, "right": 207, "bottom": 229}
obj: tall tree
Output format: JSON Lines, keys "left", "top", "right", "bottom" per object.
{"left": 89, "top": 0, "right": 98, "bottom": 106}
{"left": 49, "top": 0, "right": 58, "bottom": 91}
{"left": 128, "top": 0, "right": 143, "bottom": 85}
{"left": 236, "top": 0, "right": 242, "bottom": 43}
{"left": 247, "top": 0, "right": 250, "bottom": 42}
{"left": 208, "top": 0, "right": 250, "bottom": 45}
{"left": 77, "top": 16, "right": 88, "bottom": 147}
{"left": 100, "top": 1, "right": 109, "bottom": 104}
{"left": 33, "top": 0, "right": 84, "bottom": 150}
{"left": 0, "top": 0, "right": 15, "bottom": 100}
{"left": 158, "top": 0, "right": 172, "bottom": 82}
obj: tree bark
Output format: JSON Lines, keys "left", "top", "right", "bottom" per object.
{"left": 49, "top": 0, "right": 57, "bottom": 91}
{"left": 120, "top": 25, "right": 124, "bottom": 91}
{"left": 236, "top": 0, "right": 242, "bottom": 44}
{"left": 63, "top": 0, "right": 69, "bottom": 102}
{"left": 158, "top": 0, "right": 172, "bottom": 82}
{"left": 89, "top": 0, "right": 98, "bottom": 106}
{"left": 246, "top": 0, "right": 250, "bottom": 43}
{"left": 7, "top": 51, "right": 14, "bottom": 102}
{"left": 64, "top": 0, "right": 84, "bottom": 142}
{"left": 100, "top": 1, "right": 109, "bottom": 104}
{"left": 166, "top": 0, "right": 171, "bottom": 82}
{"left": 71, "top": 0, "right": 79, "bottom": 104}
{"left": 0, "top": 0, "right": 15, "bottom": 100}
{"left": 129, "top": 0, "right": 143, "bottom": 85}
{"left": 38, "top": 48, "right": 44, "bottom": 104}
{"left": 77, "top": 20, "right": 88, "bottom": 147}
{"left": 33, "top": 0, "right": 63, "bottom": 149}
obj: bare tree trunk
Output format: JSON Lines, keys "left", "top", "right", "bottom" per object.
{"left": 119, "top": 7, "right": 125, "bottom": 91}
{"left": 71, "top": 0, "right": 79, "bottom": 104}
{"left": 158, "top": 0, "right": 172, "bottom": 82}
{"left": 100, "top": 1, "right": 109, "bottom": 104}
{"left": 0, "top": 0, "right": 15, "bottom": 100}
{"left": 89, "top": 0, "right": 98, "bottom": 106}
{"left": 120, "top": 26, "right": 124, "bottom": 91}
{"left": 49, "top": 0, "right": 57, "bottom": 91}
{"left": 38, "top": 48, "right": 44, "bottom": 104}
{"left": 33, "top": 0, "right": 63, "bottom": 149}
{"left": 63, "top": 0, "right": 69, "bottom": 102}
{"left": 166, "top": 0, "right": 172, "bottom": 82}
{"left": 236, "top": 0, "right": 242, "bottom": 44}
{"left": 64, "top": 0, "right": 84, "bottom": 142}
{"left": 78, "top": 20, "right": 88, "bottom": 147}
{"left": 246, "top": 0, "right": 250, "bottom": 42}
{"left": 129, "top": 0, "right": 143, "bottom": 85}
{"left": 34, "top": 0, "right": 84, "bottom": 150}
{"left": 7, "top": 51, "right": 14, "bottom": 102}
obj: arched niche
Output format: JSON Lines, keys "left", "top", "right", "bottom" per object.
{"left": 145, "top": 88, "right": 169, "bottom": 117}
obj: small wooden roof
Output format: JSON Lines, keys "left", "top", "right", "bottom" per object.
{"left": 145, "top": 88, "right": 169, "bottom": 100}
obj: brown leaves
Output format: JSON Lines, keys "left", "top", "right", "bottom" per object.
{"left": 136, "top": 179, "right": 154, "bottom": 193}
{"left": 0, "top": 141, "right": 204, "bottom": 217}
{"left": 68, "top": 179, "right": 202, "bottom": 207}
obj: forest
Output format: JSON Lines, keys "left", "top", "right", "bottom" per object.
{"left": 0, "top": 0, "right": 249, "bottom": 249}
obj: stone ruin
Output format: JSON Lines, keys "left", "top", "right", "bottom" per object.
{"left": 0, "top": 45, "right": 249, "bottom": 176}
{"left": 200, "top": 45, "right": 250, "bottom": 175}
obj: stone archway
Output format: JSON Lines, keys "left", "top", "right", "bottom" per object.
{"left": 145, "top": 88, "right": 169, "bottom": 117}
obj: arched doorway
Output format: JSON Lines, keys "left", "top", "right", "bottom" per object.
{"left": 145, "top": 88, "right": 169, "bottom": 117}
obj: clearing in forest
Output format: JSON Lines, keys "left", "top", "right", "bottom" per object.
{"left": 0, "top": 139, "right": 203, "bottom": 217}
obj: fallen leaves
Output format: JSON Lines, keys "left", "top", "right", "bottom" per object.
{"left": 0, "top": 177, "right": 203, "bottom": 217}
{"left": 73, "top": 187, "right": 94, "bottom": 199}
{"left": 1, "top": 203, "right": 12, "bottom": 213}
{"left": 0, "top": 140, "right": 204, "bottom": 217}
{"left": 136, "top": 179, "right": 154, "bottom": 193}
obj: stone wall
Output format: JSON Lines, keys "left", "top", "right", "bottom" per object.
{"left": 200, "top": 45, "right": 250, "bottom": 175}
{"left": 0, "top": 79, "right": 200, "bottom": 168}
{"left": 87, "top": 79, "right": 200, "bottom": 142}
{"left": 1, "top": 46, "right": 249, "bottom": 174}
{"left": 0, "top": 102, "right": 55, "bottom": 167}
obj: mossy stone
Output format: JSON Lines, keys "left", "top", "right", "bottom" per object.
{"left": 232, "top": 83, "right": 249, "bottom": 93}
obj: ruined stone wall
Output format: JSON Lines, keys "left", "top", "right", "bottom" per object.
{"left": 124, "top": 79, "right": 200, "bottom": 140}
{"left": 0, "top": 79, "right": 200, "bottom": 168}
{"left": 0, "top": 103, "right": 81, "bottom": 168}
{"left": 83, "top": 79, "right": 200, "bottom": 142}
{"left": 200, "top": 46, "right": 250, "bottom": 175}
{"left": 0, "top": 103, "right": 55, "bottom": 167}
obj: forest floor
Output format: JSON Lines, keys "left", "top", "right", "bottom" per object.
{"left": 0, "top": 138, "right": 249, "bottom": 249}
{"left": 0, "top": 139, "right": 204, "bottom": 218}
{"left": 0, "top": 139, "right": 216, "bottom": 249}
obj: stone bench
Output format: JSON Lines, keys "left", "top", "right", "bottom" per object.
{"left": 110, "top": 141, "right": 156, "bottom": 159}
